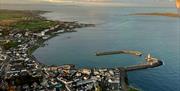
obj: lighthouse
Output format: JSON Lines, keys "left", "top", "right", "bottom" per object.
{"left": 145, "top": 54, "right": 153, "bottom": 63}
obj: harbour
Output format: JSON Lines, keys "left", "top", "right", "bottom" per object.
{"left": 33, "top": 7, "right": 179, "bottom": 91}
{"left": 0, "top": 4, "right": 179, "bottom": 91}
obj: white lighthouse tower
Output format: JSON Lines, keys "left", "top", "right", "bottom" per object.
{"left": 146, "top": 54, "right": 153, "bottom": 62}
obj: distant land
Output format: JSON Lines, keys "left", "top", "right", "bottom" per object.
{"left": 130, "top": 12, "right": 180, "bottom": 18}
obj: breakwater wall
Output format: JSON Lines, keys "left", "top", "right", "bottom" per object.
{"left": 126, "top": 60, "right": 163, "bottom": 71}
{"left": 96, "top": 50, "right": 142, "bottom": 56}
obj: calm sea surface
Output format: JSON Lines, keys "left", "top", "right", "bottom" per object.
{"left": 1, "top": 5, "right": 180, "bottom": 91}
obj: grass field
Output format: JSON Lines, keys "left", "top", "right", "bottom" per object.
{"left": 0, "top": 10, "right": 46, "bottom": 20}
{"left": 0, "top": 9, "right": 57, "bottom": 32}
{"left": 0, "top": 10, "right": 30, "bottom": 20}
{"left": 12, "top": 20, "right": 57, "bottom": 32}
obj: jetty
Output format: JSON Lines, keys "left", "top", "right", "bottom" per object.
{"left": 126, "top": 54, "right": 163, "bottom": 71}
{"left": 96, "top": 50, "right": 142, "bottom": 56}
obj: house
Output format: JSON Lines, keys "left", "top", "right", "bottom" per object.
{"left": 25, "top": 32, "right": 29, "bottom": 36}
{"left": 55, "top": 30, "right": 64, "bottom": 33}
{"left": 80, "top": 69, "right": 91, "bottom": 75}
{"left": 42, "top": 35, "right": 50, "bottom": 40}
{"left": 40, "top": 31, "right": 45, "bottom": 36}
{"left": 0, "top": 54, "right": 7, "bottom": 60}
{"left": 43, "top": 29, "right": 50, "bottom": 32}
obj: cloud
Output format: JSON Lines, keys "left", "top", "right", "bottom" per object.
{"left": 42, "top": 0, "right": 72, "bottom": 3}
{"left": 40, "top": 0, "right": 175, "bottom": 7}
{"left": 42, "top": 0, "right": 111, "bottom": 3}
{"left": 1, "top": 0, "right": 41, "bottom": 4}
{"left": 0, "top": 0, "right": 175, "bottom": 7}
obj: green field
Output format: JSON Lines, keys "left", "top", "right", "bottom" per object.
{"left": 0, "top": 10, "right": 57, "bottom": 32}
{"left": 12, "top": 20, "right": 58, "bottom": 32}
{"left": 0, "top": 10, "right": 45, "bottom": 20}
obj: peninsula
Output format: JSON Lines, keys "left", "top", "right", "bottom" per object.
{"left": 130, "top": 12, "right": 180, "bottom": 18}
{"left": 0, "top": 10, "right": 163, "bottom": 91}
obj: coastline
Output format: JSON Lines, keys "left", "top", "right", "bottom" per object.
{"left": 0, "top": 9, "right": 163, "bottom": 91}
{"left": 28, "top": 12, "right": 95, "bottom": 66}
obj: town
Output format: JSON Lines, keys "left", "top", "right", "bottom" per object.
{"left": 0, "top": 10, "right": 163, "bottom": 91}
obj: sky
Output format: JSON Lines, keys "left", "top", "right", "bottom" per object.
{"left": 0, "top": 0, "right": 177, "bottom": 7}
